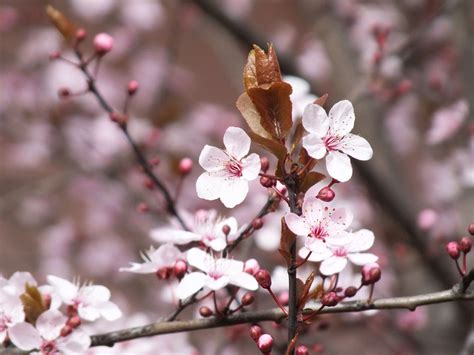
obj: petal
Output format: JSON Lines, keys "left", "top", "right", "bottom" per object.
{"left": 7, "top": 272, "right": 37, "bottom": 295}
{"left": 301, "top": 198, "right": 324, "bottom": 228}
{"left": 187, "top": 248, "right": 212, "bottom": 273}
{"left": 301, "top": 247, "right": 332, "bottom": 262}
{"left": 196, "top": 171, "right": 225, "bottom": 201}
{"left": 223, "top": 126, "right": 251, "bottom": 159}
{"left": 58, "top": 329, "right": 91, "bottom": 353}
{"left": 208, "top": 238, "right": 227, "bottom": 252}
{"left": 326, "top": 151, "right": 352, "bottom": 182}
{"left": 319, "top": 256, "right": 348, "bottom": 275}
{"left": 119, "top": 262, "right": 157, "bottom": 274}
{"left": 206, "top": 275, "right": 230, "bottom": 291}
{"left": 304, "top": 238, "right": 330, "bottom": 254}
{"left": 303, "top": 134, "right": 327, "bottom": 159}
{"left": 177, "top": 272, "right": 207, "bottom": 299}
{"left": 78, "top": 305, "right": 100, "bottom": 321}
{"left": 219, "top": 177, "right": 249, "bottom": 208}
{"left": 339, "top": 133, "right": 373, "bottom": 161}
{"left": 302, "top": 103, "right": 329, "bottom": 136}
{"left": 150, "top": 228, "right": 201, "bottom": 245}
{"left": 284, "top": 213, "right": 310, "bottom": 236}
{"left": 328, "top": 207, "right": 353, "bottom": 230}
{"left": 8, "top": 322, "right": 41, "bottom": 351}
{"left": 229, "top": 272, "right": 258, "bottom": 290}
{"left": 99, "top": 301, "right": 122, "bottom": 321}
{"left": 346, "top": 229, "right": 375, "bottom": 253}
{"left": 328, "top": 100, "right": 355, "bottom": 135}
{"left": 80, "top": 285, "right": 111, "bottom": 305}
{"left": 46, "top": 276, "right": 78, "bottom": 304}
{"left": 198, "top": 145, "right": 228, "bottom": 171}
{"left": 151, "top": 243, "right": 182, "bottom": 265}
{"left": 241, "top": 153, "right": 261, "bottom": 181}
{"left": 348, "top": 253, "right": 378, "bottom": 265}
{"left": 36, "top": 310, "right": 66, "bottom": 341}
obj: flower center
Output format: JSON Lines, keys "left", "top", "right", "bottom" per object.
{"left": 323, "top": 135, "right": 341, "bottom": 151}
{"left": 310, "top": 223, "right": 329, "bottom": 241}
{"left": 208, "top": 269, "right": 222, "bottom": 280}
{"left": 40, "top": 340, "right": 58, "bottom": 354}
{"left": 225, "top": 159, "right": 243, "bottom": 177}
{"left": 0, "top": 314, "right": 10, "bottom": 331}
{"left": 334, "top": 247, "right": 347, "bottom": 257}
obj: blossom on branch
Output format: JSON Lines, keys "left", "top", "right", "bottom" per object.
{"left": 119, "top": 243, "right": 182, "bottom": 274}
{"left": 177, "top": 248, "right": 258, "bottom": 299}
{"left": 302, "top": 100, "right": 373, "bottom": 182}
{"left": 196, "top": 126, "right": 261, "bottom": 208}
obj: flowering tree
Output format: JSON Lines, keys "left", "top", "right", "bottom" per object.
{"left": 1, "top": 1, "right": 474, "bottom": 354}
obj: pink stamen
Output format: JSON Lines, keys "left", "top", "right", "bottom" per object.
{"left": 310, "top": 223, "right": 329, "bottom": 242}
{"left": 226, "top": 159, "right": 243, "bottom": 177}
{"left": 324, "top": 135, "right": 340, "bottom": 151}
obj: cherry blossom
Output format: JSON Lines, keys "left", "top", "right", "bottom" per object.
{"left": 120, "top": 243, "right": 182, "bottom": 274}
{"left": 0, "top": 292, "right": 25, "bottom": 344}
{"left": 176, "top": 248, "right": 258, "bottom": 299}
{"left": 300, "top": 229, "right": 378, "bottom": 275}
{"left": 196, "top": 126, "right": 261, "bottom": 208}
{"left": 302, "top": 100, "right": 373, "bottom": 182}
{"left": 46, "top": 276, "right": 121, "bottom": 322}
{"left": 8, "top": 309, "right": 90, "bottom": 354}
{"left": 150, "top": 209, "right": 239, "bottom": 252}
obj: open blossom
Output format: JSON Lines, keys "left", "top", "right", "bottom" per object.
{"left": 8, "top": 309, "right": 90, "bottom": 354}
{"left": 150, "top": 210, "right": 239, "bottom": 252}
{"left": 302, "top": 100, "right": 373, "bottom": 182}
{"left": 177, "top": 248, "right": 258, "bottom": 299}
{"left": 120, "top": 243, "right": 182, "bottom": 274}
{"left": 46, "top": 276, "right": 121, "bottom": 322}
{"left": 196, "top": 126, "right": 261, "bottom": 208}
{"left": 300, "top": 229, "right": 378, "bottom": 275}
{"left": 0, "top": 292, "right": 25, "bottom": 343}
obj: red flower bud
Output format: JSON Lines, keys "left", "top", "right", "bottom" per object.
{"left": 58, "top": 87, "right": 70, "bottom": 98}
{"left": 109, "top": 112, "right": 128, "bottom": 126}
{"left": 143, "top": 178, "right": 155, "bottom": 190}
{"left": 244, "top": 258, "right": 260, "bottom": 275}
{"left": 249, "top": 325, "right": 262, "bottom": 342}
{"left": 222, "top": 224, "right": 231, "bottom": 236}
{"left": 344, "top": 286, "right": 357, "bottom": 298}
{"left": 173, "top": 259, "right": 188, "bottom": 279}
{"left": 93, "top": 33, "right": 114, "bottom": 55}
{"left": 257, "top": 334, "right": 273, "bottom": 354}
{"left": 446, "top": 241, "right": 460, "bottom": 259}
{"left": 178, "top": 158, "right": 193, "bottom": 175}
{"left": 459, "top": 237, "right": 472, "bottom": 253}
{"left": 60, "top": 325, "right": 73, "bottom": 337}
{"left": 260, "top": 157, "right": 270, "bottom": 172}
{"left": 252, "top": 218, "right": 264, "bottom": 230}
{"left": 255, "top": 269, "right": 272, "bottom": 289}
{"left": 321, "top": 291, "right": 339, "bottom": 306}
{"left": 136, "top": 202, "right": 149, "bottom": 213}
{"left": 296, "top": 345, "right": 309, "bottom": 355}
{"left": 468, "top": 223, "right": 474, "bottom": 236}
{"left": 156, "top": 267, "right": 172, "bottom": 280}
{"left": 316, "top": 186, "right": 335, "bottom": 202}
{"left": 75, "top": 28, "right": 87, "bottom": 42}
{"left": 67, "top": 315, "right": 81, "bottom": 329}
{"left": 241, "top": 292, "right": 255, "bottom": 306}
{"left": 127, "top": 80, "right": 139, "bottom": 95}
{"left": 199, "top": 306, "right": 213, "bottom": 318}
{"left": 361, "top": 264, "right": 382, "bottom": 285}
{"left": 260, "top": 176, "right": 275, "bottom": 188}
{"left": 49, "top": 51, "right": 61, "bottom": 60}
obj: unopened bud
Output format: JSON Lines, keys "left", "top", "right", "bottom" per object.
{"left": 255, "top": 269, "right": 271, "bottom": 289}
{"left": 58, "top": 87, "right": 70, "bottom": 98}
{"left": 60, "top": 325, "right": 72, "bottom": 337}
{"left": 252, "top": 218, "right": 264, "bottom": 230}
{"left": 67, "top": 315, "right": 81, "bottom": 329}
{"left": 49, "top": 51, "right": 61, "bottom": 60}
{"left": 179, "top": 158, "right": 193, "bottom": 175}
{"left": 199, "top": 306, "right": 213, "bottom": 318}
{"left": 344, "top": 286, "right": 357, "bottom": 298}
{"left": 241, "top": 292, "right": 255, "bottom": 306}
{"left": 249, "top": 325, "right": 262, "bottom": 342}
{"left": 136, "top": 202, "right": 149, "bottom": 213}
{"left": 296, "top": 345, "right": 309, "bottom": 355}
{"left": 127, "top": 80, "right": 139, "bottom": 95}
{"left": 316, "top": 186, "right": 335, "bottom": 202}
{"left": 109, "top": 111, "right": 128, "bottom": 126}
{"left": 260, "top": 176, "right": 275, "bottom": 188}
{"left": 75, "top": 28, "right": 87, "bottom": 42}
{"left": 361, "top": 264, "right": 382, "bottom": 285}
{"left": 260, "top": 157, "right": 270, "bottom": 172}
{"left": 257, "top": 334, "right": 273, "bottom": 354}
{"left": 446, "top": 241, "right": 460, "bottom": 259}
{"left": 396, "top": 79, "right": 412, "bottom": 95}
{"left": 244, "top": 258, "right": 260, "bottom": 275}
{"left": 459, "top": 237, "right": 472, "bottom": 253}
{"left": 321, "top": 291, "right": 339, "bottom": 306}
{"left": 468, "top": 223, "right": 474, "bottom": 236}
{"left": 149, "top": 157, "right": 160, "bottom": 166}
{"left": 66, "top": 305, "right": 77, "bottom": 317}
{"left": 278, "top": 291, "right": 289, "bottom": 306}
{"left": 222, "top": 224, "right": 231, "bottom": 236}
{"left": 93, "top": 33, "right": 114, "bottom": 55}
{"left": 143, "top": 178, "right": 155, "bottom": 190}
{"left": 156, "top": 267, "right": 171, "bottom": 280}
{"left": 173, "top": 259, "right": 188, "bottom": 279}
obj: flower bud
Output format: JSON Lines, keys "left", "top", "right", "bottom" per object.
{"left": 459, "top": 237, "right": 472, "bottom": 253}
{"left": 156, "top": 267, "right": 171, "bottom": 280}
{"left": 66, "top": 305, "right": 77, "bottom": 317}
{"left": 136, "top": 202, "right": 149, "bottom": 213}
{"left": 278, "top": 291, "right": 289, "bottom": 306}
{"left": 296, "top": 345, "right": 309, "bottom": 355}
{"left": 67, "top": 315, "right": 81, "bottom": 329}
{"left": 260, "top": 157, "right": 270, "bottom": 172}
{"left": 49, "top": 51, "right": 61, "bottom": 60}
{"left": 241, "top": 292, "right": 255, "bottom": 306}
{"left": 75, "top": 28, "right": 87, "bottom": 42}
{"left": 149, "top": 157, "right": 160, "bottom": 166}
{"left": 260, "top": 176, "right": 275, "bottom": 188}
{"left": 316, "top": 186, "right": 335, "bottom": 202}
{"left": 469, "top": 223, "right": 474, "bottom": 236}
{"left": 179, "top": 158, "right": 193, "bottom": 175}
{"left": 255, "top": 269, "right": 271, "bottom": 289}
{"left": 60, "top": 325, "right": 73, "bottom": 337}
{"left": 58, "top": 87, "right": 70, "bottom": 98}
{"left": 93, "top": 33, "right": 114, "bottom": 55}
{"left": 321, "top": 291, "right": 339, "bottom": 306}
{"left": 344, "top": 286, "right": 357, "bottom": 298}
{"left": 127, "top": 80, "right": 139, "bottom": 95}
{"left": 249, "top": 325, "right": 262, "bottom": 342}
{"left": 361, "top": 264, "right": 382, "bottom": 285}
{"left": 252, "top": 218, "right": 264, "bottom": 230}
{"left": 109, "top": 112, "right": 128, "bottom": 126}
{"left": 446, "top": 241, "right": 460, "bottom": 259}
{"left": 199, "top": 306, "right": 213, "bottom": 318}
{"left": 173, "top": 259, "right": 188, "bottom": 279}
{"left": 244, "top": 258, "right": 260, "bottom": 275}
{"left": 257, "top": 334, "right": 273, "bottom": 354}
{"left": 222, "top": 224, "right": 231, "bottom": 236}
{"left": 143, "top": 178, "right": 155, "bottom": 190}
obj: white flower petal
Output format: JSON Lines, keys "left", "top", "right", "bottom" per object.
{"left": 177, "top": 272, "right": 207, "bottom": 299}
{"left": 302, "top": 247, "right": 332, "bottom": 262}
{"left": 229, "top": 272, "right": 258, "bottom": 290}
{"left": 304, "top": 238, "right": 330, "bottom": 254}
{"left": 46, "top": 276, "right": 78, "bottom": 304}
{"left": 198, "top": 145, "right": 228, "bottom": 171}
{"left": 326, "top": 150, "right": 352, "bottom": 182}
{"left": 241, "top": 153, "right": 261, "bottom": 181}
{"left": 339, "top": 133, "right": 373, "bottom": 161}
{"left": 347, "top": 253, "right": 378, "bottom": 265}
{"left": 219, "top": 177, "right": 249, "bottom": 208}
{"left": 36, "top": 310, "right": 66, "bottom": 341}
{"left": 80, "top": 285, "right": 111, "bottom": 304}
{"left": 223, "top": 126, "right": 251, "bottom": 160}
{"left": 196, "top": 171, "right": 225, "bottom": 201}
{"left": 303, "top": 134, "right": 327, "bottom": 159}
{"left": 302, "top": 103, "right": 329, "bottom": 136}
{"left": 150, "top": 228, "right": 201, "bottom": 245}
{"left": 119, "top": 262, "right": 157, "bottom": 274}
{"left": 8, "top": 322, "right": 42, "bottom": 351}
{"left": 319, "top": 256, "right": 348, "bottom": 275}
{"left": 99, "top": 301, "right": 122, "bottom": 321}
{"left": 78, "top": 305, "right": 101, "bottom": 321}
{"left": 150, "top": 244, "right": 182, "bottom": 265}
{"left": 209, "top": 238, "right": 227, "bottom": 252}
{"left": 301, "top": 198, "right": 324, "bottom": 227}
{"left": 58, "top": 329, "right": 91, "bottom": 353}
{"left": 346, "top": 229, "right": 375, "bottom": 253}
{"left": 187, "top": 248, "right": 212, "bottom": 273}
{"left": 206, "top": 275, "right": 229, "bottom": 291}
{"left": 328, "top": 100, "right": 355, "bottom": 135}
{"left": 284, "top": 213, "right": 310, "bottom": 236}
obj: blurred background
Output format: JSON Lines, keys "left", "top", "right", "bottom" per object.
{"left": 0, "top": 0, "right": 473, "bottom": 354}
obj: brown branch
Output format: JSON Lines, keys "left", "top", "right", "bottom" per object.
{"left": 90, "top": 276, "right": 474, "bottom": 347}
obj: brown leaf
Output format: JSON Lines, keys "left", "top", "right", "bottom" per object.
{"left": 236, "top": 92, "right": 273, "bottom": 140}
{"left": 248, "top": 130, "right": 287, "bottom": 162}
{"left": 299, "top": 171, "right": 326, "bottom": 193}
{"left": 279, "top": 217, "right": 296, "bottom": 264}
{"left": 243, "top": 49, "right": 258, "bottom": 92}
{"left": 313, "top": 94, "right": 329, "bottom": 107}
{"left": 46, "top": 5, "right": 77, "bottom": 43}
{"left": 248, "top": 82, "right": 293, "bottom": 140}
{"left": 295, "top": 278, "right": 305, "bottom": 306}
{"left": 253, "top": 44, "right": 282, "bottom": 86}
{"left": 290, "top": 121, "right": 305, "bottom": 153}
{"left": 298, "top": 271, "right": 317, "bottom": 310}
{"left": 20, "top": 283, "right": 47, "bottom": 325}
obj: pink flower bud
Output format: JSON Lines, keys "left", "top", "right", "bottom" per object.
{"left": 396, "top": 79, "right": 412, "bottom": 95}
{"left": 316, "top": 186, "right": 335, "bottom": 202}
{"left": 459, "top": 237, "right": 472, "bottom": 253}
{"left": 179, "top": 158, "right": 193, "bottom": 175}
{"left": 58, "top": 87, "right": 70, "bottom": 98}
{"left": 60, "top": 325, "right": 72, "bottom": 337}
{"left": 361, "top": 263, "right": 382, "bottom": 285}
{"left": 241, "top": 292, "right": 255, "bottom": 306}
{"left": 296, "top": 345, "right": 309, "bottom": 355}
{"left": 252, "top": 218, "right": 264, "bottom": 230}
{"left": 417, "top": 209, "right": 438, "bottom": 231}
{"left": 156, "top": 267, "right": 172, "bottom": 280}
{"left": 260, "top": 157, "right": 270, "bottom": 172}
{"left": 66, "top": 305, "right": 77, "bottom": 317}
{"left": 149, "top": 157, "right": 160, "bottom": 166}
{"left": 222, "top": 224, "right": 231, "bottom": 236}
{"left": 469, "top": 223, "right": 474, "bottom": 236}
{"left": 278, "top": 291, "right": 289, "bottom": 306}
{"left": 49, "top": 51, "right": 61, "bottom": 60}
{"left": 75, "top": 28, "right": 87, "bottom": 42}
{"left": 344, "top": 286, "right": 357, "bottom": 298}
{"left": 173, "top": 259, "right": 188, "bottom": 279}
{"left": 446, "top": 241, "right": 460, "bottom": 259}
{"left": 143, "top": 178, "right": 155, "bottom": 190}
{"left": 109, "top": 112, "right": 128, "bottom": 126}
{"left": 199, "top": 306, "right": 213, "bottom": 318}
{"left": 127, "top": 80, "right": 139, "bottom": 95}
{"left": 321, "top": 291, "right": 339, "bottom": 306}
{"left": 257, "top": 334, "right": 273, "bottom": 354}
{"left": 93, "top": 33, "right": 114, "bottom": 55}
{"left": 136, "top": 202, "right": 149, "bottom": 213}
{"left": 260, "top": 176, "right": 275, "bottom": 188}
{"left": 249, "top": 325, "right": 262, "bottom": 342}
{"left": 255, "top": 269, "right": 272, "bottom": 289}
{"left": 67, "top": 315, "right": 81, "bottom": 329}
{"left": 244, "top": 258, "right": 260, "bottom": 275}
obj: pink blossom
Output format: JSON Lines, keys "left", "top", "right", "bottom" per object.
{"left": 120, "top": 244, "right": 182, "bottom": 274}
{"left": 426, "top": 99, "right": 468, "bottom": 145}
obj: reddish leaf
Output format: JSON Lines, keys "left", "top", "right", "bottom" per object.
{"left": 313, "top": 94, "right": 329, "bottom": 107}
{"left": 236, "top": 92, "right": 273, "bottom": 139}
{"left": 299, "top": 171, "right": 326, "bottom": 193}
{"left": 248, "top": 130, "right": 287, "bottom": 163}
{"left": 253, "top": 44, "right": 282, "bottom": 86}
{"left": 46, "top": 5, "right": 77, "bottom": 43}
{"left": 298, "top": 271, "right": 317, "bottom": 310}
{"left": 279, "top": 217, "right": 296, "bottom": 264}
{"left": 290, "top": 121, "right": 305, "bottom": 153}
{"left": 243, "top": 49, "right": 258, "bottom": 92}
